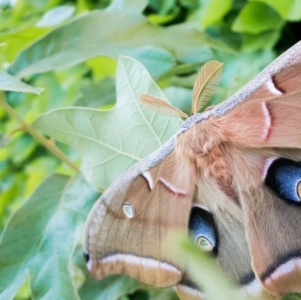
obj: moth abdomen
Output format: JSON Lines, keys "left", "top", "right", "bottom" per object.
{"left": 264, "top": 158, "right": 301, "bottom": 204}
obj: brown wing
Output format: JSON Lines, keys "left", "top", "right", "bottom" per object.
{"left": 191, "top": 180, "right": 273, "bottom": 299}
{"left": 246, "top": 59, "right": 301, "bottom": 101}
{"left": 84, "top": 151, "right": 196, "bottom": 287}
{"left": 173, "top": 189, "right": 275, "bottom": 300}
{"left": 240, "top": 183, "right": 301, "bottom": 295}
{"left": 217, "top": 87, "right": 301, "bottom": 294}
{"left": 217, "top": 91, "right": 301, "bottom": 149}
{"left": 221, "top": 142, "right": 301, "bottom": 295}
{"left": 180, "top": 43, "right": 301, "bottom": 296}
{"left": 212, "top": 43, "right": 301, "bottom": 148}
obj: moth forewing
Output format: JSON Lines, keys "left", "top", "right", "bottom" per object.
{"left": 84, "top": 150, "right": 197, "bottom": 287}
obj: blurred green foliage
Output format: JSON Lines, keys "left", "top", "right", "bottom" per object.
{"left": 0, "top": 0, "right": 301, "bottom": 299}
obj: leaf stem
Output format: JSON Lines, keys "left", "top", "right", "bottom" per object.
{"left": 0, "top": 93, "right": 78, "bottom": 171}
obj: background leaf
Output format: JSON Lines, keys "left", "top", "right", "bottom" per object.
{"left": 33, "top": 57, "right": 183, "bottom": 189}
{"left": 232, "top": 2, "right": 283, "bottom": 34}
{"left": 78, "top": 275, "right": 140, "bottom": 300}
{"left": 253, "top": 0, "right": 301, "bottom": 21}
{"left": 0, "top": 71, "right": 43, "bottom": 93}
{"left": 75, "top": 77, "right": 116, "bottom": 108}
{"left": 200, "top": 0, "right": 232, "bottom": 28}
{"left": 35, "top": 5, "right": 75, "bottom": 27}
{"left": 0, "top": 173, "right": 100, "bottom": 300}
{"left": 8, "top": 0, "right": 233, "bottom": 78}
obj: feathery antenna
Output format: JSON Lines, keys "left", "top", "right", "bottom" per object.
{"left": 140, "top": 94, "right": 188, "bottom": 119}
{"left": 191, "top": 60, "right": 223, "bottom": 114}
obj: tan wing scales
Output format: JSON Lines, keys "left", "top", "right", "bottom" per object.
{"left": 84, "top": 151, "right": 196, "bottom": 287}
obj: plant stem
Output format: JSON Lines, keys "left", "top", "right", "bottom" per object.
{"left": 0, "top": 94, "right": 78, "bottom": 172}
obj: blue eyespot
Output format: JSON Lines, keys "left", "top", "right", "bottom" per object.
{"left": 265, "top": 158, "right": 301, "bottom": 204}
{"left": 188, "top": 206, "right": 217, "bottom": 253}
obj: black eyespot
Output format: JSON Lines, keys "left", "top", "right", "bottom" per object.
{"left": 265, "top": 158, "right": 301, "bottom": 204}
{"left": 188, "top": 206, "right": 217, "bottom": 254}
{"left": 83, "top": 251, "right": 90, "bottom": 263}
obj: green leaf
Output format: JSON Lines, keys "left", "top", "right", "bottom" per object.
{"left": 147, "top": 287, "right": 178, "bottom": 300}
{"left": 108, "top": 0, "right": 148, "bottom": 13}
{"left": 232, "top": 2, "right": 283, "bottom": 34}
{"left": 0, "top": 71, "right": 43, "bottom": 94}
{"left": 149, "top": 0, "right": 176, "bottom": 14}
{"left": 127, "top": 46, "right": 176, "bottom": 78}
{"left": 242, "top": 30, "right": 280, "bottom": 51}
{"left": 0, "top": 15, "right": 50, "bottom": 64}
{"left": 159, "top": 63, "right": 199, "bottom": 79}
{"left": 252, "top": 0, "right": 301, "bottom": 21}
{"left": 0, "top": 173, "right": 100, "bottom": 300}
{"left": 33, "top": 57, "right": 183, "bottom": 189}
{"left": 147, "top": 9, "right": 180, "bottom": 25}
{"left": 201, "top": 0, "right": 232, "bottom": 28}
{"left": 35, "top": 5, "right": 75, "bottom": 27}
{"left": 0, "top": 0, "right": 10, "bottom": 8}
{"left": 75, "top": 77, "right": 116, "bottom": 108}
{"left": 8, "top": 0, "right": 234, "bottom": 78}
{"left": 284, "top": 293, "right": 301, "bottom": 300}
{"left": 9, "top": 133, "right": 36, "bottom": 164}
{"left": 0, "top": 134, "right": 8, "bottom": 149}
{"left": 86, "top": 57, "right": 117, "bottom": 80}
{"left": 79, "top": 275, "right": 140, "bottom": 300}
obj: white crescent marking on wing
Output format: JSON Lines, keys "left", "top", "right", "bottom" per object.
{"left": 261, "top": 102, "right": 272, "bottom": 141}
{"left": 101, "top": 253, "right": 181, "bottom": 274}
{"left": 262, "top": 157, "right": 277, "bottom": 180}
{"left": 175, "top": 284, "right": 205, "bottom": 298}
{"left": 159, "top": 177, "right": 187, "bottom": 196}
{"left": 142, "top": 171, "right": 154, "bottom": 190}
{"left": 192, "top": 203, "right": 210, "bottom": 211}
{"left": 244, "top": 279, "right": 262, "bottom": 296}
{"left": 266, "top": 77, "right": 283, "bottom": 95}
{"left": 265, "top": 258, "right": 301, "bottom": 284}
{"left": 87, "top": 259, "right": 93, "bottom": 271}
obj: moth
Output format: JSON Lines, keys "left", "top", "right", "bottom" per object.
{"left": 84, "top": 41, "right": 301, "bottom": 300}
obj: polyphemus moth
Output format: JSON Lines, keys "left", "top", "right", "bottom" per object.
{"left": 83, "top": 41, "right": 301, "bottom": 300}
